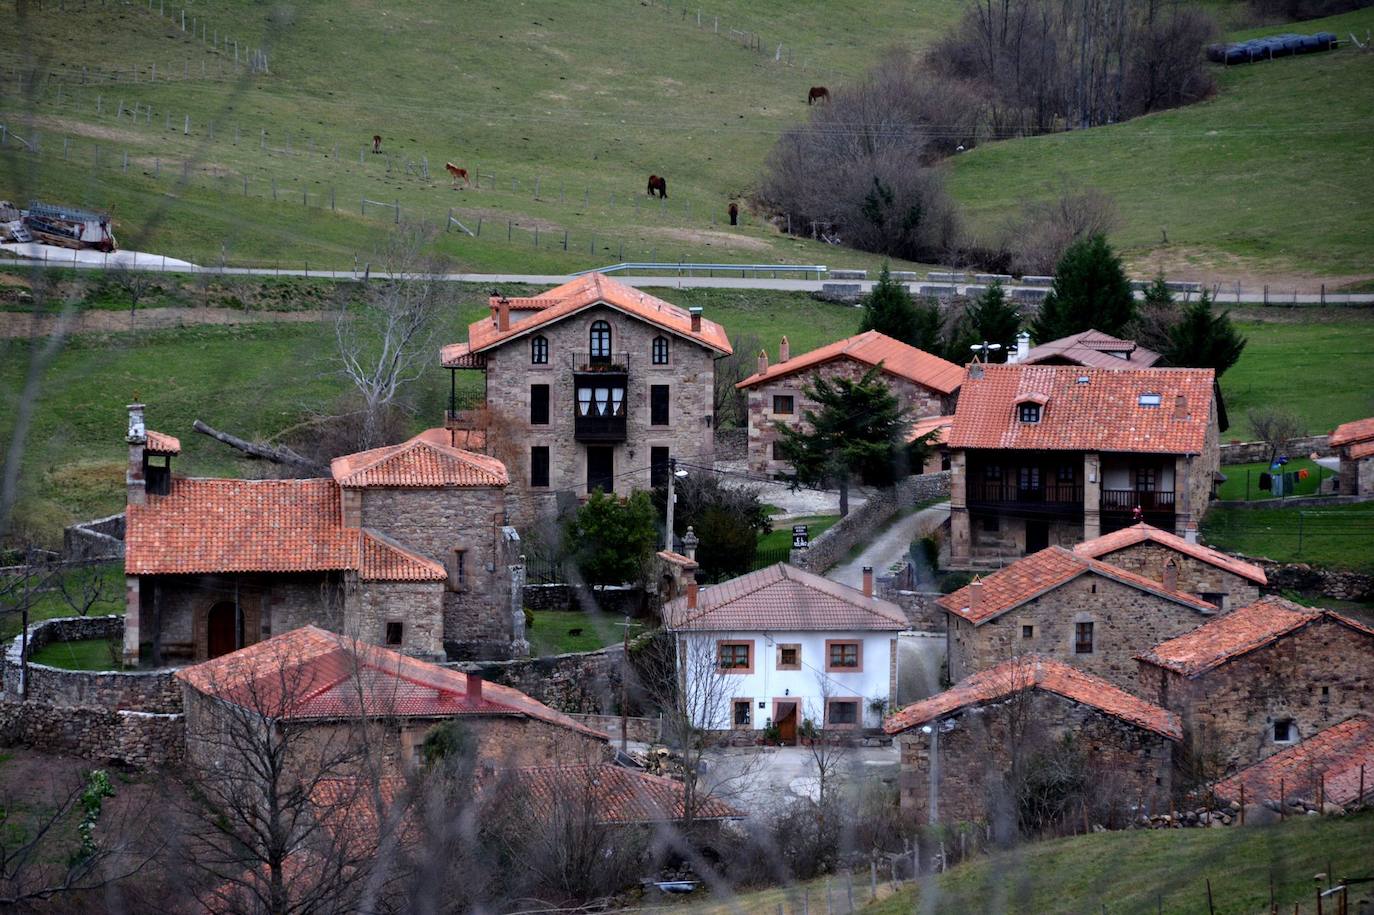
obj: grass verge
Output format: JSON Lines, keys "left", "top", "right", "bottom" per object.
{"left": 1202, "top": 501, "right": 1374, "bottom": 573}
{"left": 525, "top": 610, "right": 645, "bottom": 656}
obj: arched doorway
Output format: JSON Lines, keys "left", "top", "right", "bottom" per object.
{"left": 206, "top": 601, "right": 238, "bottom": 659}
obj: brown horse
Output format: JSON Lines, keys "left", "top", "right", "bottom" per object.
{"left": 728, "top": 202, "right": 739, "bottom": 226}
{"left": 807, "top": 86, "right": 829, "bottom": 105}
{"left": 445, "top": 162, "right": 471, "bottom": 187}
{"left": 372, "top": 134, "right": 382, "bottom": 154}
{"left": 647, "top": 175, "right": 667, "bottom": 199}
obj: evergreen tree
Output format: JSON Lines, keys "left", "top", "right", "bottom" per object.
{"left": 774, "top": 366, "right": 917, "bottom": 515}
{"left": 1030, "top": 234, "right": 1135, "bottom": 342}
{"left": 563, "top": 490, "right": 659, "bottom": 587}
{"left": 858, "top": 263, "right": 920, "bottom": 344}
{"left": 960, "top": 282, "right": 1022, "bottom": 363}
{"left": 1164, "top": 290, "right": 1247, "bottom": 378}
{"left": 1132, "top": 272, "right": 1179, "bottom": 353}
{"left": 910, "top": 295, "right": 946, "bottom": 355}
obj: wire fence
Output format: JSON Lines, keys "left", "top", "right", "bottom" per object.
{"left": 1204, "top": 509, "right": 1374, "bottom": 563}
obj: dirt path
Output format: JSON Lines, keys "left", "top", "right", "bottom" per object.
{"left": 0, "top": 306, "right": 329, "bottom": 338}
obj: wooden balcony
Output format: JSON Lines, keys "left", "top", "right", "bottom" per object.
{"left": 1102, "top": 489, "right": 1176, "bottom": 513}
{"left": 574, "top": 413, "right": 627, "bottom": 443}
{"left": 967, "top": 480, "right": 1084, "bottom": 515}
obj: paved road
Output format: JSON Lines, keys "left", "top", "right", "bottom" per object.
{"left": 826, "top": 501, "right": 951, "bottom": 590}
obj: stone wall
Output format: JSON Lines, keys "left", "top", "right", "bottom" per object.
{"left": 1138, "top": 615, "right": 1374, "bottom": 773}
{"left": 570, "top": 713, "right": 663, "bottom": 743}
{"left": 878, "top": 582, "right": 947, "bottom": 632}
{"left": 790, "top": 472, "right": 951, "bottom": 575}
{"left": 1092, "top": 541, "right": 1262, "bottom": 612}
{"left": 1, "top": 616, "right": 183, "bottom": 712}
{"left": 1219, "top": 435, "right": 1332, "bottom": 465}
{"left": 449, "top": 645, "right": 625, "bottom": 716}
{"left": 1256, "top": 561, "right": 1374, "bottom": 602}
{"left": 0, "top": 700, "right": 184, "bottom": 768}
{"left": 522, "top": 583, "right": 649, "bottom": 616}
{"left": 63, "top": 512, "right": 125, "bottom": 560}
{"left": 347, "top": 580, "right": 445, "bottom": 661}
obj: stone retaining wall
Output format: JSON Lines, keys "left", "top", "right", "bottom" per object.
{"left": 63, "top": 512, "right": 126, "bottom": 560}
{"left": 449, "top": 645, "right": 625, "bottom": 716}
{"left": 570, "top": 712, "right": 662, "bottom": 743}
{"left": 1257, "top": 561, "right": 1374, "bottom": 602}
{"left": 880, "top": 586, "right": 947, "bottom": 632}
{"left": 1220, "top": 435, "right": 1332, "bottom": 465}
{"left": 790, "top": 472, "right": 951, "bottom": 575}
{"left": 0, "top": 699, "right": 184, "bottom": 768}
{"left": 1, "top": 616, "right": 183, "bottom": 713}
{"left": 522, "top": 584, "right": 649, "bottom": 616}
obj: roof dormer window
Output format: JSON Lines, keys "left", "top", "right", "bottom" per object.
{"left": 1139, "top": 392, "right": 1162, "bottom": 408}
{"left": 1018, "top": 403, "right": 1041, "bottom": 423}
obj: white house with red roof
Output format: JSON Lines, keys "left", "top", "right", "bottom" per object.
{"left": 123, "top": 405, "right": 522, "bottom": 667}
{"left": 734, "top": 330, "right": 963, "bottom": 477}
{"left": 440, "top": 273, "right": 732, "bottom": 518}
{"left": 661, "top": 563, "right": 910, "bottom": 740}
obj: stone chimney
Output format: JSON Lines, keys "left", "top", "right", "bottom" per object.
{"left": 126, "top": 403, "right": 147, "bottom": 506}
{"left": 466, "top": 673, "right": 484, "bottom": 702}
{"left": 682, "top": 525, "right": 699, "bottom": 562}
{"left": 1173, "top": 394, "right": 1188, "bottom": 420}
{"left": 689, "top": 306, "right": 703, "bottom": 333}
{"left": 862, "top": 566, "right": 873, "bottom": 598}
{"left": 1184, "top": 521, "right": 1199, "bottom": 544}
{"left": 757, "top": 349, "right": 769, "bottom": 375}
{"left": 686, "top": 580, "right": 698, "bottom": 610}
{"left": 1162, "top": 559, "right": 1179, "bottom": 592}
{"left": 967, "top": 576, "right": 983, "bottom": 616}
{"left": 779, "top": 335, "right": 791, "bottom": 362}
{"left": 497, "top": 298, "right": 510, "bottom": 332}
{"left": 1011, "top": 331, "right": 1031, "bottom": 363}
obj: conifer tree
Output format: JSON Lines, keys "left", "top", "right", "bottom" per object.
{"left": 1031, "top": 234, "right": 1135, "bottom": 342}
{"left": 1165, "top": 290, "right": 1247, "bottom": 378}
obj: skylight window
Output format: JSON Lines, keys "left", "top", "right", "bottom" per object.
{"left": 1138, "top": 393, "right": 1162, "bottom": 408}
{"left": 1076, "top": 375, "right": 1090, "bottom": 385}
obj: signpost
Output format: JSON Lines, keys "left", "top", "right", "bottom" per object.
{"left": 792, "top": 524, "right": 810, "bottom": 550}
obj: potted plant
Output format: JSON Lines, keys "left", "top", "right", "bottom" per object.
{"left": 762, "top": 718, "right": 780, "bottom": 746}
{"left": 799, "top": 718, "right": 818, "bottom": 746}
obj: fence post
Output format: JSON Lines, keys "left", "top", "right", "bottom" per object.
{"left": 394, "top": 200, "right": 399, "bottom": 224}
{"left": 1297, "top": 512, "right": 1303, "bottom": 556}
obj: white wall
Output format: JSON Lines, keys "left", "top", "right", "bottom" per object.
{"left": 677, "top": 629, "right": 897, "bottom": 731}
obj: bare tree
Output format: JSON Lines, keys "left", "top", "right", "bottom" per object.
{"left": 712, "top": 332, "right": 762, "bottom": 431}
{"left": 56, "top": 561, "right": 119, "bottom": 617}
{"left": 106, "top": 263, "right": 160, "bottom": 318}
{"left": 1000, "top": 185, "right": 1119, "bottom": 275}
{"left": 334, "top": 225, "right": 448, "bottom": 450}
{"left": 1247, "top": 407, "right": 1305, "bottom": 465}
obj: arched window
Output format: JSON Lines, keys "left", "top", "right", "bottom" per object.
{"left": 589, "top": 320, "right": 611, "bottom": 363}
{"left": 530, "top": 335, "right": 549, "bottom": 365}
{"left": 652, "top": 335, "right": 669, "bottom": 365}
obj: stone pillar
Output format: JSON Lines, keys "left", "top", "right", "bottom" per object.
{"left": 1082, "top": 452, "right": 1101, "bottom": 541}
{"left": 949, "top": 450, "right": 971, "bottom": 567}
{"left": 126, "top": 402, "right": 147, "bottom": 507}
{"left": 123, "top": 575, "right": 141, "bottom": 666}
{"left": 1174, "top": 454, "right": 1191, "bottom": 537}
{"left": 509, "top": 560, "right": 529, "bottom": 658}
{"left": 888, "top": 637, "right": 898, "bottom": 711}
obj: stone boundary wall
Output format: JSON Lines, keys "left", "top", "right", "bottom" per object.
{"left": 1256, "top": 561, "right": 1374, "bottom": 602}
{"left": 522, "top": 583, "right": 648, "bottom": 616}
{"left": 1214, "top": 495, "right": 1364, "bottom": 511}
{"left": 1220, "top": 435, "right": 1332, "bottom": 465}
{"left": 449, "top": 645, "right": 625, "bottom": 717}
{"left": 790, "top": 472, "right": 951, "bottom": 575}
{"left": 1, "top": 616, "right": 183, "bottom": 713}
{"left": 0, "top": 700, "right": 185, "bottom": 769}
{"left": 570, "top": 712, "right": 662, "bottom": 744}
{"left": 63, "top": 512, "right": 126, "bottom": 560}
{"left": 879, "top": 585, "right": 947, "bottom": 632}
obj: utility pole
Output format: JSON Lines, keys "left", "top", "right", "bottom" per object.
{"left": 665, "top": 456, "right": 678, "bottom": 551}
{"left": 620, "top": 615, "right": 631, "bottom": 753}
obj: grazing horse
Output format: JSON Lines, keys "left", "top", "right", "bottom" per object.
{"left": 807, "top": 86, "right": 830, "bottom": 105}
{"left": 647, "top": 174, "right": 667, "bottom": 199}
{"left": 372, "top": 134, "right": 382, "bottom": 154}
{"left": 728, "top": 202, "right": 739, "bottom": 226}
{"left": 445, "top": 162, "right": 471, "bottom": 187}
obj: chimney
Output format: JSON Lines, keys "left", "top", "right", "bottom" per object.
{"left": 862, "top": 566, "right": 873, "bottom": 598}
{"left": 497, "top": 298, "right": 510, "bottom": 332}
{"left": 682, "top": 525, "right": 699, "bottom": 562}
{"left": 1184, "top": 521, "right": 1199, "bottom": 544}
{"left": 967, "top": 576, "right": 983, "bottom": 616}
{"left": 126, "top": 403, "right": 147, "bottom": 506}
{"left": 757, "top": 349, "right": 769, "bottom": 375}
{"left": 779, "top": 335, "right": 791, "bottom": 362}
{"left": 1162, "top": 559, "right": 1179, "bottom": 592}
{"left": 686, "top": 580, "right": 698, "bottom": 610}
{"left": 466, "top": 673, "right": 484, "bottom": 702}
{"left": 1012, "top": 331, "right": 1031, "bottom": 363}
{"left": 1173, "top": 394, "right": 1188, "bottom": 420}
{"left": 689, "top": 306, "right": 703, "bottom": 333}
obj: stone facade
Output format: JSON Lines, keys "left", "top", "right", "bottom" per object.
{"left": 350, "top": 581, "right": 444, "bottom": 660}
{"left": 946, "top": 573, "right": 1216, "bottom": 690}
{"left": 477, "top": 302, "right": 719, "bottom": 519}
{"left": 1337, "top": 453, "right": 1374, "bottom": 497}
{"left": 745, "top": 358, "right": 951, "bottom": 476}
{"left": 1137, "top": 616, "right": 1374, "bottom": 773}
{"left": 896, "top": 691, "right": 1176, "bottom": 824}
{"left": 1090, "top": 541, "right": 1261, "bottom": 612}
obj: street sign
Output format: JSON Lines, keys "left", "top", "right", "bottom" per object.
{"left": 792, "top": 524, "right": 809, "bottom": 549}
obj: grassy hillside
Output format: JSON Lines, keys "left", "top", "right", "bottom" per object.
{"left": 0, "top": 0, "right": 960, "bottom": 272}
{"left": 945, "top": 7, "right": 1374, "bottom": 285}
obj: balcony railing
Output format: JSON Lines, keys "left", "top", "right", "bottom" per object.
{"left": 570, "top": 352, "right": 631, "bottom": 374}
{"left": 1103, "top": 489, "right": 1176, "bottom": 512}
{"left": 444, "top": 408, "right": 489, "bottom": 431}
{"left": 967, "top": 480, "right": 1084, "bottom": 506}
{"left": 574, "top": 413, "right": 627, "bottom": 442}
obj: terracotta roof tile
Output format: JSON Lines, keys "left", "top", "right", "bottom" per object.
{"left": 737, "top": 330, "right": 964, "bottom": 394}
{"left": 1214, "top": 716, "right": 1374, "bottom": 808}
{"left": 1330, "top": 416, "right": 1374, "bottom": 447}
{"left": 451, "top": 273, "right": 732, "bottom": 359}
{"left": 1019, "top": 330, "right": 1161, "bottom": 370}
{"left": 176, "top": 626, "right": 606, "bottom": 738}
{"left": 947, "top": 364, "right": 1214, "bottom": 454}
{"left": 359, "top": 531, "right": 446, "bottom": 582}
{"left": 1074, "top": 523, "right": 1267, "bottom": 585}
{"left": 663, "top": 562, "right": 908, "bottom": 631}
{"left": 1136, "top": 598, "right": 1374, "bottom": 678}
{"left": 490, "top": 764, "right": 741, "bottom": 825}
{"left": 938, "top": 546, "right": 1217, "bottom": 625}
{"left": 143, "top": 430, "right": 181, "bottom": 455}
{"left": 1351, "top": 439, "right": 1374, "bottom": 460}
{"left": 907, "top": 414, "right": 955, "bottom": 444}
{"left": 330, "top": 429, "right": 508, "bottom": 488}
{"left": 884, "top": 654, "right": 1181, "bottom": 739}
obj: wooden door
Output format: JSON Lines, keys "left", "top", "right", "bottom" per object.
{"left": 206, "top": 601, "right": 238, "bottom": 659}
{"left": 775, "top": 701, "right": 799, "bottom": 745}
{"left": 586, "top": 446, "right": 614, "bottom": 494}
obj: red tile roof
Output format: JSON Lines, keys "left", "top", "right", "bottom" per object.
{"left": 663, "top": 562, "right": 908, "bottom": 631}
{"left": 359, "top": 531, "right": 446, "bottom": 582}
{"left": 1074, "top": 523, "right": 1267, "bottom": 585}
{"left": 176, "top": 626, "right": 605, "bottom": 738}
{"left": 143, "top": 430, "right": 181, "bottom": 455}
{"left": 1213, "top": 716, "right": 1374, "bottom": 808}
{"left": 947, "top": 364, "right": 1214, "bottom": 454}
{"left": 1330, "top": 416, "right": 1374, "bottom": 447}
{"left": 330, "top": 429, "right": 508, "bottom": 488}
{"left": 907, "top": 414, "right": 955, "bottom": 445}
{"left": 737, "top": 330, "right": 964, "bottom": 394}
{"left": 1351, "top": 440, "right": 1374, "bottom": 460}
{"left": 446, "top": 273, "right": 732, "bottom": 363}
{"left": 938, "top": 546, "right": 1216, "bottom": 625}
{"left": 1019, "top": 329, "right": 1161, "bottom": 370}
{"left": 492, "top": 763, "right": 741, "bottom": 824}
{"left": 883, "top": 654, "right": 1181, "bottom": 739}
{"left": 1136, "top": 597, "right": 1374, "bottom": 678}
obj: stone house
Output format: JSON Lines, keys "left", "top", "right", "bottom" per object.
{"left": 1330, "top": 416, "right": 1374, "bottom": 496}
{"left": 884, "top": 655, "right": 1180, "bottom": 825}
{"left": 940, "top": 546, "right": 1218, "bottom": 690}
{"left": 1073, "top": 522, "right": 1266, "bottom": 612}
{"left": 1212, "top": 715, "right": 1374, "bottom": 811}
{"left": 176, "top": 625, "right": 609, "bottom": 777}
{"left": 1135, "top": 597, "right": 1374, "bottom": 772}
{"left": 734, "top": 330, "right": 963, "bottom": 476}
{"left": 662, "top": 563, "right": 910, "bottom": 740}
{"left": 124, "top": 405, "right": 523, "bottom": 665}
{"left": 946, "top": 364, "right": 1221, "bottom": 569}
{"left": 440, "top": 273, "right": 732, "bottom": 521}
{"left": 1010, "top": 328, "right": 1161, "bottom": 369}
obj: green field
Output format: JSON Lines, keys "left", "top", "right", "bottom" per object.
{"left": 0, "top": 563, "right": 123, "bottom": 641}
{"left": 1202, "top": 501, "right": 1374, "bottom": 573}
{"left": 525, "top": 610, "right": 644, "bottom": 656}
{"left": 1217, "top": 458, "right": 1330, "bottom": 501}
{"left": 28, "top": 636, "right": 122, "bottom": 670}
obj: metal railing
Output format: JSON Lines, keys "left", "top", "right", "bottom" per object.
{"left": 573, "top": 261, "right": 828, "bottom": 279}
{"left": 1102, "top": 489, "right": 1176, "bottom": 512}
